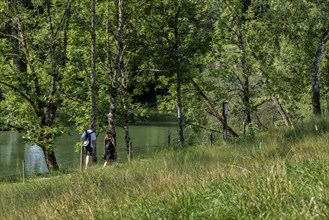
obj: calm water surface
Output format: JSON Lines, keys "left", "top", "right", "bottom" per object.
{"left": 0, "top": 121, "right": 178, "bottom": 178}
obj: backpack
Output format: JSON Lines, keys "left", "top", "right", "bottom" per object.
{"left": 105, "top": 140, "right": 115, "bottom": 151}
{"left": 82, "top": 130, "right": 93, "bottom": 147}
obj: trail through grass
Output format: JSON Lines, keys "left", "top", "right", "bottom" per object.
{"left": 2, "top": 124, "right": 329, "bottom": 219}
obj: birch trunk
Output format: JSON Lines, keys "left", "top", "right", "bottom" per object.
{"left": 123, "top": 105, "right": 132, "bottom": 160}
{"left": 312, "top": 29, "right": 329, "bottom": 116}
{"left": 177, "top": 72, "right": 185, "bottom": 148}
{"left": 108, "top": 0, "right": 124, "bottom": 146}
{"left": 173, "top": 6, "right": 185, "bottom": 148}
{"left": 91, "top": 0, "right": 97, "bottom": 161}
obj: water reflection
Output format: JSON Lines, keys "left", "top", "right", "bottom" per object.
{"left": 1, "top": 131, "right": 18, "bottom": 165}
{"left": 0, "top": 131, "right": 24, "bottom": 177}
{"left": 24, "top": 144, "right": 48, "bottom": 174}
{"left": 0, "top": 120, "right": 180, "bottom": 178}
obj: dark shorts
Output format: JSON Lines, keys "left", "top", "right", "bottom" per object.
{"left": 84, "top": 146, "right": 93, "bottom": 156}
{"left": 104, "top": 150, "right": 117, "bottom": 161}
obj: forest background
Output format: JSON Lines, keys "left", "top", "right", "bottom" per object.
{"left": 0, "top": 0, "right": 328, "bottom": 171}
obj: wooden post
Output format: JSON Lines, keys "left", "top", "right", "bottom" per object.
{"left": 128, "top": 141, "right": 132, "bottom": 161}
{"left": 222, "top": 102, "right": 228, "bottom": 142}
{"left": 210, "top": 132, "right": 213, "bottom": 145}
{"left": 80, "top": 145, "right": 83, "bottom": 171}
{"left": 22, "top": 160, "right": 25, "bottom": 183}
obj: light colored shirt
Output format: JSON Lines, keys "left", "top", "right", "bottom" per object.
{"left": 81, "top": 129, "right": 96, "bottom": 146}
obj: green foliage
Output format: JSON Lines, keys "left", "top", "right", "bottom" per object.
{"left": 145, "top": 0, "right": 217, "bottom": 126}
{"left": 249, "top": 0, "right": 329, "bottom": 119}
{"left": 1, "top": 0, "right": 329, "bottom": 170}
{"left": 0, "top": 1, "right": 68, "bottom": 140}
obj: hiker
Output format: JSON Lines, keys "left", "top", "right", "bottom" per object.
{"left": 81, "top": 123, "right": 97, "bottom": 169}
{"left": 103, "top": 132, "right": 117, "bottom": 168}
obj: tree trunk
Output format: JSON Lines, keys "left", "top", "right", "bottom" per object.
{"left": 106, "top": 0, "right": 117, "bottom": 144}
{"left": 123, "top": 105, "right": 132, "bottom": 160}
{"left": 61, "top": 1, "right": 71, "bottom": 67}
{"left": 190, "top": 78, "right": 239, "bottom": 137}
{"left": 12, "top": 29, "right": 27, "bottom": 73}
{"left": 44, "top": 0, "right": 61, "bottom": 170}
{"left": 91, "top": 0, "right": 97, "bottom": 125}
{"left": 6, "top": 0, "right": 70, "bottom": 171}
{"left": 242, "top": 75, "right": 252, "bottom": 125}
{"left": 272, "top": 95, "right": 292, "bottom": 127}
{"left": 91, "top": 0, "right": 97, "bottom": 161}
{"left": 312, "top": 29, "right": 329, "bottom": 116}
{"left": 177, "top": 72, "right": 185, "bottom": 148}
{"left": 10, "top": 1, "right": 60, "bottom": 172}
{"left": 45, "top": 0, "right": 59, "bottom": 126}
{"left": 237, "top": 18, "right": 252, "bottom": 127}
{"left": 173, "top": 6, "right": 185, "bottom": 148}
{"left": 108, "top": 0, "right": 124, "bottom": 146}
{"left": 44, "top": 148, "right": 59, "bottom": 171}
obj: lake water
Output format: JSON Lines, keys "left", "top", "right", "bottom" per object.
{"left": 0, "top": 121, "right": 179, "bottom": 179}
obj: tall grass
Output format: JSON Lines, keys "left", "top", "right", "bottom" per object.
{"left": 2, "top": 121, "right": 329, "bottom": 219}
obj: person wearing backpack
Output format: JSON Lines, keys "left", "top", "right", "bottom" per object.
{"left": 103, "top": 131, "right": 117, "bottom": 168}
{"left": 81, "top": 123, "right": 97, "bottom": 169}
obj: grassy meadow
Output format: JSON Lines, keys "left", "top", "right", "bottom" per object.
{"left": 1, "top": 121, "right": 329, "bottom": 219}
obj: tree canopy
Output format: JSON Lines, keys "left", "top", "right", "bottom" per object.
{"left": 0, "top": 0, "right": 328, "bottom": 170}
